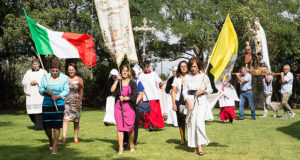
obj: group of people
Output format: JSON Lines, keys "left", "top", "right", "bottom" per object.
{"left": 236, "top": 65, "right": 295, "bottom": 120}
{"left": 22, "top": 59, "right": 84, "bottom": 154}
{"left": 103, "top": 57, "right": 214, "bottom": 155}
{"left": 22, "top": 56, "right": 295, "bottom": 156}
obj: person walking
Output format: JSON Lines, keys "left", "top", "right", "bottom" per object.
{"left": 39, "top": 60, "right": 69, "bottom": 154}
{"left": 236, "top": 67, "right": 256, "bottom": 120}
{"left": 22, "top": 59, "right": 46, "bottom": 130}
{"left": 280, "top": 65, "right": 295, "bottom": 119}
{"left": 61, "top": 63, "right": 84, "bottom": 145}
{"left": 111, "top": 65, "right": 137, "bottom": 155}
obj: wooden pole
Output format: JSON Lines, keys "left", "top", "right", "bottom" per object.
{"left": 117, "top": 67, "right": 125, "bottom": 127}
{"left": 231, "top": 72, "right": 281, "bottom": 76}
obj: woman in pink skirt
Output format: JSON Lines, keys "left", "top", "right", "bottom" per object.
{"left": 111, "top": 65, "right": 137, "bottom": 155}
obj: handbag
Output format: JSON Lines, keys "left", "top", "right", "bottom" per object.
{"left": 176, "top": 84, "right": 187, "bottom": 115}
{"left": 138, "top": 91, "right": 151, "bottom": 114}
{"left": 178, "top": 104, "right": 187, "bottom": 115}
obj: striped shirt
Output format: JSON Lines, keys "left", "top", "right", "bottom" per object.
{"left": 262, "top": 75, "right": 273, "bottom": 95}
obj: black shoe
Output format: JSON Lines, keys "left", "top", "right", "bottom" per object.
{"left": 229, "top": 119, "right": 233, "bottom": 124}
{"left": 149, "top": 127, "right": 154, "bottom": 132}
{"left": 236, "top": 118, "right": 244, "bottom": 120}
{"left": 250, "top": 117, "right": 256, "bottom": 120}
{"left": 123, "top": 142, "right": 128, "bottom": 148}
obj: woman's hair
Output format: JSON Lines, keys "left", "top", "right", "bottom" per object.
{"left": 66, "top": 63, "right": 77, "bottom": 75}
{"left": 31, "top": 59, "right": 40, "bottom": 64}
{"left": 50, "top": 60, "right": 61, "bottom": 69}
{"left": 188, "top": 56, "right": 203, "bottom": 71}
{"left": 120, "top": 65, "right": 131, "bottom": 78}
{"left": 176, "top": 60, "right": 188, "bottom": 77}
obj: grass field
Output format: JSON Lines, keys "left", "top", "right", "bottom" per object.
{"left": 0, "top": 108, "right": 299, "bottom": 160}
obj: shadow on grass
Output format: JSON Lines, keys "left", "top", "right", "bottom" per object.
{"left": 0, "top": 109, "right": 26, "bottom": 115}
{"left": 0, "top": 121, "right": 13, "bottom": 127}
{"left": 166, "top": 139, "right": 228, "bottom": 153}
{"left": 96, "top": 138, "right": 119, "bottom": 151}
{"left": 36, "top": 137, "right": 95, "bottom": 145}
{"left": 206, "top": 142, "right": 228, "bottom": 147}
{"left": 276, "top": 121, "right": 300, "bottom": 140}
{"left": 0, "top": 145, "right": 99, "bottom": 160}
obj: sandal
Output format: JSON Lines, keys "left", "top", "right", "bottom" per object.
{"left": 118, "top": 147, "right": 124, "bottom": 155}
{"left": 60, "top": 140, "right": 66, "bottom": 145}
{"left": 197, "top": 151, "right": 205, "bottom": 156}
{"left": 130, "top": 145, "right": 135, "bottom": 152}
{"left": 180, "top": 140, "right": 186, "bottom": 146}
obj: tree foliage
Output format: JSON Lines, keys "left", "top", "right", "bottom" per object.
{"left": 0, "top": 0, "right": 299, "bottom": 108}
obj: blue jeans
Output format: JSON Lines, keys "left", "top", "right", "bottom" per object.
{"left": 239, "top": 91, "right": 256, "bottom": 119}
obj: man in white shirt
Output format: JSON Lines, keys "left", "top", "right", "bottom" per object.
{"left": 138, "top": 61, "right": 165, "bottom": 131}
{"left": 280, "top": 65, "right": 295, "bottom": 119}
{"left": 236, "top": 67, "right": 256, "bottom": 120}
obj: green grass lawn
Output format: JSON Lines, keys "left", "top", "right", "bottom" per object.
{"left": 0, "top": 108, "right": 299, "bottom": 160}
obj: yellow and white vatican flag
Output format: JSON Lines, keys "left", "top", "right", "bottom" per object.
{"left": 210, "top": 14, "right": 238, "bottom": 84}
{"left": 94, "top": 0, "right": 138, "bottom": 66}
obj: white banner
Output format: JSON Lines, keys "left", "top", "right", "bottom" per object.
{"left": 94, "top": 0, "right": 138, "bottom": 66}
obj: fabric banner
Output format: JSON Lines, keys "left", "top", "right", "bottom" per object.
{"left": 94, "top": 0, "right": 138, "bottom": 66}
{"left": 24, "top": 9, "right": 97, "bottom": 66}
{"left": 210, "top": 14, "right": 238, "bottom": 83}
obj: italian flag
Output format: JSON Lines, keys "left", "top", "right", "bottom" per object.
{"left": 24, "top": 9, "right": 97, "bottom": 66}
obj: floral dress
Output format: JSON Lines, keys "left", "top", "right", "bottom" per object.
{"left": 64, "top": 77, "right": 82, "bottom": 122}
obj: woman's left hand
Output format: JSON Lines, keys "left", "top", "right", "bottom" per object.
{"left": 51, "top": 95, "right": 60, "bottom": 101}
{"left": 119, "top": 96, "right": 125, "bottom": 101}
{"left": 195, "top": 90, "right": 204, "bottom": 96}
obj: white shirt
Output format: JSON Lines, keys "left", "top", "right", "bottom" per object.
{"left": 262, "top": 75, "right": 273, "bottom": 95}
{"left": 138, "top": 71, "right": 162, "bottom": 101}
{"left": 239, "top": 73, "right": 252, "bottom": 91}
{"left": 280, "top": 72, "right": 293, "bottom": 94}
{"left": 22, "top": 69, "right": 47, "bottom": 114}
{"left": 172, "top": 77, "right": 182, "bottom": 101}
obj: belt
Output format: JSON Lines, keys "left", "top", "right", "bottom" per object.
{"left": 188, "top": 90, "right": 197, "bottom": 95}
{"left": 241, "top": 89, "right": 252, "bottom": 93}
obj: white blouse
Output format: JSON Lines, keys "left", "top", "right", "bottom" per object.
{"left": 183, "top": 73, "right": 213, "bottom": 103}
{"left": 172, "top": 77, "right": 182, "bottom": 101}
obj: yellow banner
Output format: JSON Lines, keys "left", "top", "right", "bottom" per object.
{"left": 210, "top": 15, "right": 238, "bottom": 82}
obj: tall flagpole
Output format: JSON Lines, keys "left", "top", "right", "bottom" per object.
{"left": 117, "top": 67, "right": 125, "bottom": 127}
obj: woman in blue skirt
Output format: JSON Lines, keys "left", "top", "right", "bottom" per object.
{"left": 39, "top": 60, "right": 69, "bottom": 154}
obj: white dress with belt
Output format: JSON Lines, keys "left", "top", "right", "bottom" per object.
{"left": 183, "top": 73, "right": 212, "bottom": 147}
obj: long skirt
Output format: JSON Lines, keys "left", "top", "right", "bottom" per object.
{"left": 220, "top": 106, "right": 236, "bottom": 121}
{"left": 187, "top": 104, "right": 210, "bottom": 148}
{"left": 141, "top": 100, "right": 165, "bottom": 129}
{"left": 103, "top": 96, "right": 116, "bottom": 124}
{"left": 114, "top": 100, "right": 135, "bottom": 132}
{"left": 43, "top": 105, "right": 64, "bottom": 129}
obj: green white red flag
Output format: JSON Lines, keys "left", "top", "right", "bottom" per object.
{"left": 24, "top": 9, "right": 97, "bottom": 66}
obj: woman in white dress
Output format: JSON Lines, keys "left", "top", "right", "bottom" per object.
{"left": 103, "top": 69, "right": 119, "bottom": 125}
{"left": 166, "top": 67, "right": 178, "bottom": 127}
{"left": 22, "top": 59, "right": 46, "bottom": 130}
{"left": 172, "top": 61, "right": 188, "bottom": 145}
{"left": 183, "top": 57, "right": 212, "bottom": 156}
